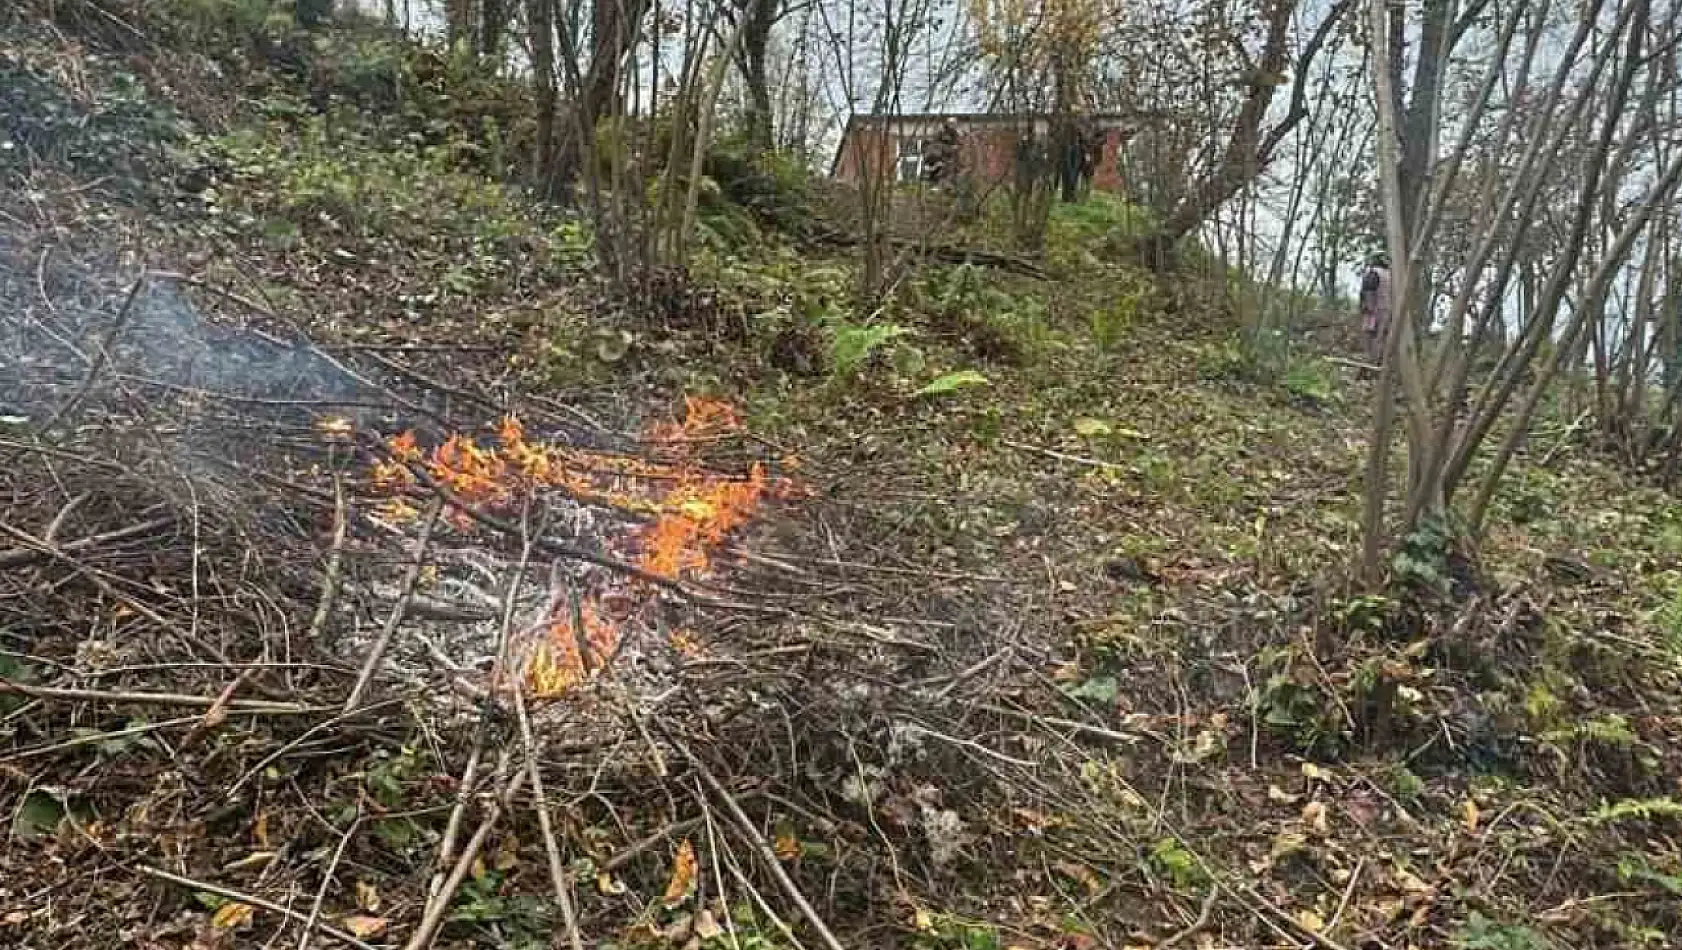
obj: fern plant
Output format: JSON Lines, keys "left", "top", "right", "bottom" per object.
{"left": 828, "top": 321, "right": 909, "bottom": 378}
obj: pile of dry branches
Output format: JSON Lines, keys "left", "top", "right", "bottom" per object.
{"left": 0, "top": 236, "right": 1135, "bottom": 949}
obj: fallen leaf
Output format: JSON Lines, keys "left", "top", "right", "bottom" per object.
{"left": 1373, "top": 897, "right": 1406, "bottom": 921}
{"left": 663, "top": 839, "right": 697, "bottom": 907}
{"left": 1267, "top": 784, "right": 1301, "bottom": 804}
{"left": 222, "top": 851, "right": 276, "bottom": 873}
{"left": 1393, "top": 867, "right": 1431, "bottom": 894}
{"left": 596, "top": 871, "right": 627, "bottom": 895}
{"left": 1051, "top": 859, "right": 1102, "bottom": 893}
{"left": 913, "top": 908, "right": 935, "bottom": 932}
{"left": 1269, "top": 830, "right": 1308, "bottom": 861}
{"left": 774, "top": 828, "right": 800, "bottom": 861}
{"left": 493, "top": 835, "right": 519, "bottom": 871}
{"left": 1073, "top": 417, "right": 1113, "bottom": 437}
{"left": 355, "top": 880, "right": 380, "bottom": 911}
{"left": 253, "top": 812, "right": 270, "bottom": 849}
{"left": 1462, "top": 798, "right": 1480, "bottom": 833}
{"left": 1296, "top": 908, "right": 1325, "bottom": 933}
{"left": 211, "top": 902, "right": 254, "bottom": 930}
{"left": 1302, "top": 800, "right": 1330, "bottom": 835}
{"left": 341, "top": 915, "right": 388, "bottom": 939}
{"left": 694, "top": 908, "right": 724, "bottom": 940}
{"left": 1012, "top": 807, "right": 1052, "bottom": 832}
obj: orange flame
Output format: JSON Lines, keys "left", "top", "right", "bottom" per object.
{"left": 529, "top": 601, "right": 621, "bottom": 695}
{"left": 640, "top": 463, "right": 767, "bottom": 578}
{"left": 362, "top": 397, "right": 796, "bottom": 697}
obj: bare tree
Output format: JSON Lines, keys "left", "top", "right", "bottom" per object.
{"left": 1126, "top": 0, "right": 1357, "bottom": 268}
{"left": 1358, "top": 0, "right": 1682, "bottom": 579}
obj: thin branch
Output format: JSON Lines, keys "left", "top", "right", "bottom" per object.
{"left": 514, "top": 687, "right": 586, "bottom": 950}
{"left": 342, "top": 497, "right": 443, "bottom": 712}
{"left": 0, "top": 681, "right": 311, "bottom": 713}
{"left": 40, "top": 274, "right": 145, "bottom": 435}
{"left": 134, "top": 864, "right": 379, "bottom": 950}
{"left": 402, "top": 754, "right": 527, "bottom": 950}
{"left": 298, "top": 815, "right": 363, "bottom": 950}
{"left": 672, "top": 733, "right": 848, "bottom": 950}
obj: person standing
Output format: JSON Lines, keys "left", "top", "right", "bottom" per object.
{"left": 923, "top": 118, "right": 961, "bottom": 189}
{"left": 1359, "top": 254, "right": 1392, "bottom": 364}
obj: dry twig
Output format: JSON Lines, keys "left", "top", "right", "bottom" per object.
{"left": 342, "top": 497, "right": 443, "bottom": 712}
{"left": 402, "top": 753, "right": 527, "bottom": 950}
{"left": 40, "top": 274, "right": 144, "bottom": 434}
{"left": 514, "top": 687, "right": 586, "bottom": 950}
{"left": 307, "top": 478, "right": 350, "bottom": 643}
{"left": 673, "top": 733, "right": 848, "bottom": 950}
{"left": 298, "top": 815, "right": 363, "bottom": 950}
{"left": 0, "top": 680, "right": 310, "bottom": 713}
{"left": 134, "top": 864, "right": 379, "bottom": 950}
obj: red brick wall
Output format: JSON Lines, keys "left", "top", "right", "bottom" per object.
{"left": 832, "top": 127, "right": 895, "bottom": 185}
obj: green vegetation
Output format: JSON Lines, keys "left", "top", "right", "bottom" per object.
{"left": 5, "top": 4, "right": 1682, "bottom": 950}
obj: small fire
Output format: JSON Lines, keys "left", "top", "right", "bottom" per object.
{"left": 528, "top": 601, "right": 621, "bottom": 695}
{"left": 640, "top": 464, "right": 767, "bottom": 578}
{"left": 359, "top": 396, "right": 794, "bottom": 697}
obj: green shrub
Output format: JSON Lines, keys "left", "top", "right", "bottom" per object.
{"left": 1281, "top": 357, "right": 1339, "bottom": 406}
{"left": 1, "top": 65, "right": 186, "bottom": 194}
{"left": 918, "top": 264, "right": 1054, "bottom": 363}
{"left": 167, "top": 0, "right": 286, "bottom": 50}
{"left": 1088, "top": 271, "right": 1154, "bottom": 353}
{"left": 1047, "top": 192, "right": 1158, "bottom": 249}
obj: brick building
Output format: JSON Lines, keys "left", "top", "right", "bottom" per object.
{"left": 829, "top": 113, "right": 1136, "bottom": 194}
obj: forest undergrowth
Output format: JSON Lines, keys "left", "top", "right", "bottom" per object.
{"left": 3, "top": 5, "right": 1682, "bottom": 950}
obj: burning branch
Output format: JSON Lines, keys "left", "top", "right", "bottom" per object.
{"left": 359, "top": 395, "right": 800, "bottom": 698}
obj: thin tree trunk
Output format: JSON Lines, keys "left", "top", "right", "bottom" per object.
{"left": 1472, "top": 131, "right": 1682, "bottom": 527}
{"left": 530, "top": 0, "right": 557, "bottom": 195}
{"left": 1360, "top": 0, "right": 1415, "bottom": 583}
{"left": 737, "top": 0, "right": 778, "bottom": 153}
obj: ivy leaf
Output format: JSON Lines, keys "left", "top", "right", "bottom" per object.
{"left": 11, "top": 791, "right": 64, "bottom": 840}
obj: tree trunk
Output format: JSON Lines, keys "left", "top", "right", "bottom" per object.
{"left": 1360, "top": 0, "right": 1418, "bottom": 582}
{"left": 587, "top": 0, "right": 648, "bottom": 126}
{"left": 529, "top": 0, "right": 558, "bottom": 196}
{"left": 447, "top": 0, "right": 474, "bottom": 50}
{"left": 481, "top": 0, "right": 508, "bottom": 65}
{"left": 1142, "top": 0, "right": 1353, "bottom": 265}
{"left": 297, "top": 0, "right": 334, "bottom": 29}
{"left": 738, "top": 0, "right": 777, "bottom": 153}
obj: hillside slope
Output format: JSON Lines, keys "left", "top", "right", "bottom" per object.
{"left": 4, "top": 5, "right": 1682, "bottom": 950}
